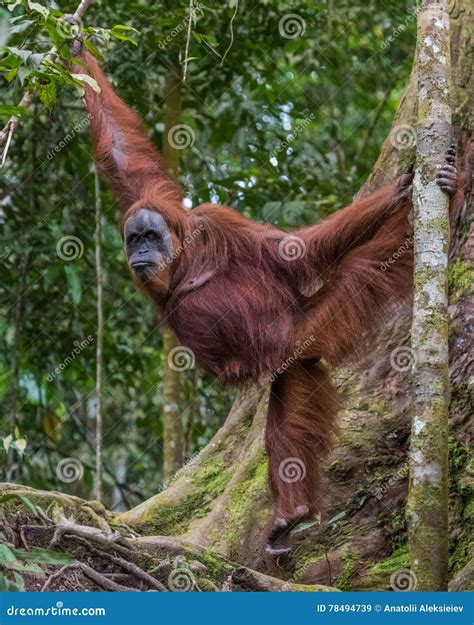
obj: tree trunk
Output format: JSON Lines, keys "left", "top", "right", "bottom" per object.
{"left": 1, "top": 1, "right": 471, "bottom": 592}
{"left": 407, "top": 0, "right": 452, "bottom": 591}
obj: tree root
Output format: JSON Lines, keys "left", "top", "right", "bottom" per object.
{"left": 230, "top": 567, "right": 338, "bottom": 592}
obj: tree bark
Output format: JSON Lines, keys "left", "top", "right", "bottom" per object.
{"left": 407, "top": 0, "right": 452, "bottom": 591}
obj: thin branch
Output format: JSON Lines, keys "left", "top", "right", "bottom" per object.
{"left": 0, "top": 0, "right": 94, "bottom": 158}
{"left": 73, "top": 536, "right": 168, "bottom": 591}
{"left": 220, "top": 0, "right": 238, "bottom": 67}
{"left": 94, "top": 165, "right": 104, "bottom": 502}
{"left": 40, "top": 564, "right": 80, "bottom": 592}
{"left": 80, "top": 562, "right": 137, "bottom": 591}
{"left": 182, "top": 0, "right": 194, "bottom": 82}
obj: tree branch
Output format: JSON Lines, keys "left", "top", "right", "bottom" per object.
{"left": 0, "top": 0, "right": 94, "bottom": 157}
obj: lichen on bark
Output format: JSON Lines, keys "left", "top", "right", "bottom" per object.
{"left": 407, "top": 0, "right": 453, "bottom": 591}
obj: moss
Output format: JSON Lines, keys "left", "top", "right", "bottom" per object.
{"left": 449, "top": 261, "right": 474, "bottom": 301}
{"left": 358, "top": 545, "right": 410, "bottom": 590}
{"left": 224, "top": 453, "right": 268, "bottom": 554}
{"left": 141, "top": 460, "right": 232, "bottom": 535}
{"left": 292, "top": 552, "right": 326, "bottom": 583}
{"left": 191, "top": 459, "right": 232, "bottom": 497}
{"left": 196, "top": 577, "right": 219, "bottom": 591}
{"left": 337, "top": 549, "right": 357, "bottom": 590}
{"left": 197, "top": 549, "right": 231, "bottom": 579}
{"left": 448, "top": 438, "right": 474, "bottom": 578}
{"left": 370, "top": 545, "right": 409, "bottom": 576}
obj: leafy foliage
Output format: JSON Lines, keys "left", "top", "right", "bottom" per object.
{"left": 0, "top": 0, "right": 416, "bottom": 509}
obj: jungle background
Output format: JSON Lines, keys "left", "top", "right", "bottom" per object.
{"left": 0, "top": 0, "right": 472, "bottom": 592}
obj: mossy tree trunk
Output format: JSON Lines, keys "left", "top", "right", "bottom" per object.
{"left": 406, "top": 0, "right": 452, "bottom": 591}
{"left": 161, "top": 69, "right": 184, "bottom": 483}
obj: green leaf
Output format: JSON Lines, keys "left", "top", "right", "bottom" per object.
{"left": 3, "top": 434, "right": 13, "bottom": 451}
{"left": 0, "top": 544, "right": 17, "bottom": 566}
{"left": 71, "top": 73, "right": 100, "bottom": 93}
{"left": 0, "top": 571, "right": 24, "bottom": 592}
{"left": 108, "top": 30, "right": 137, "bottom": 45}
{"left": 7, "top": 1, "right": 23, "bottom": 11}
{"left": 38, "top": 81, "right": 57, "bottom": 109}
{"left": 0, "top": 493, "right": 39, "bottom": 517}
{"left": 64, "top": 265, "right": 82, "bottom": 305}
{"left": 327, "top": 511, "right": 347, "bottom": 525}
{"left": 6, "top": 19, "right": 35, "bottom": 35}
{"left": 6, "top": 46, "right": 32, "bottom": 63}
{"left": 13, "top": 548, "right": 76, "bottom": 565}
{"left": 110, "top": 24, "right": 139, "bottom": 33}
{"left": 13, "top": 572, "right": 25, "bottom": 591}
{"left": 290, "top": 519, "right": 320, "bottom": 536}
{"left": 27, "top": 1, "right": 49, "bottom": 19}
{"left": 8, "top": 560, "right": 42, "bottom": 574}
